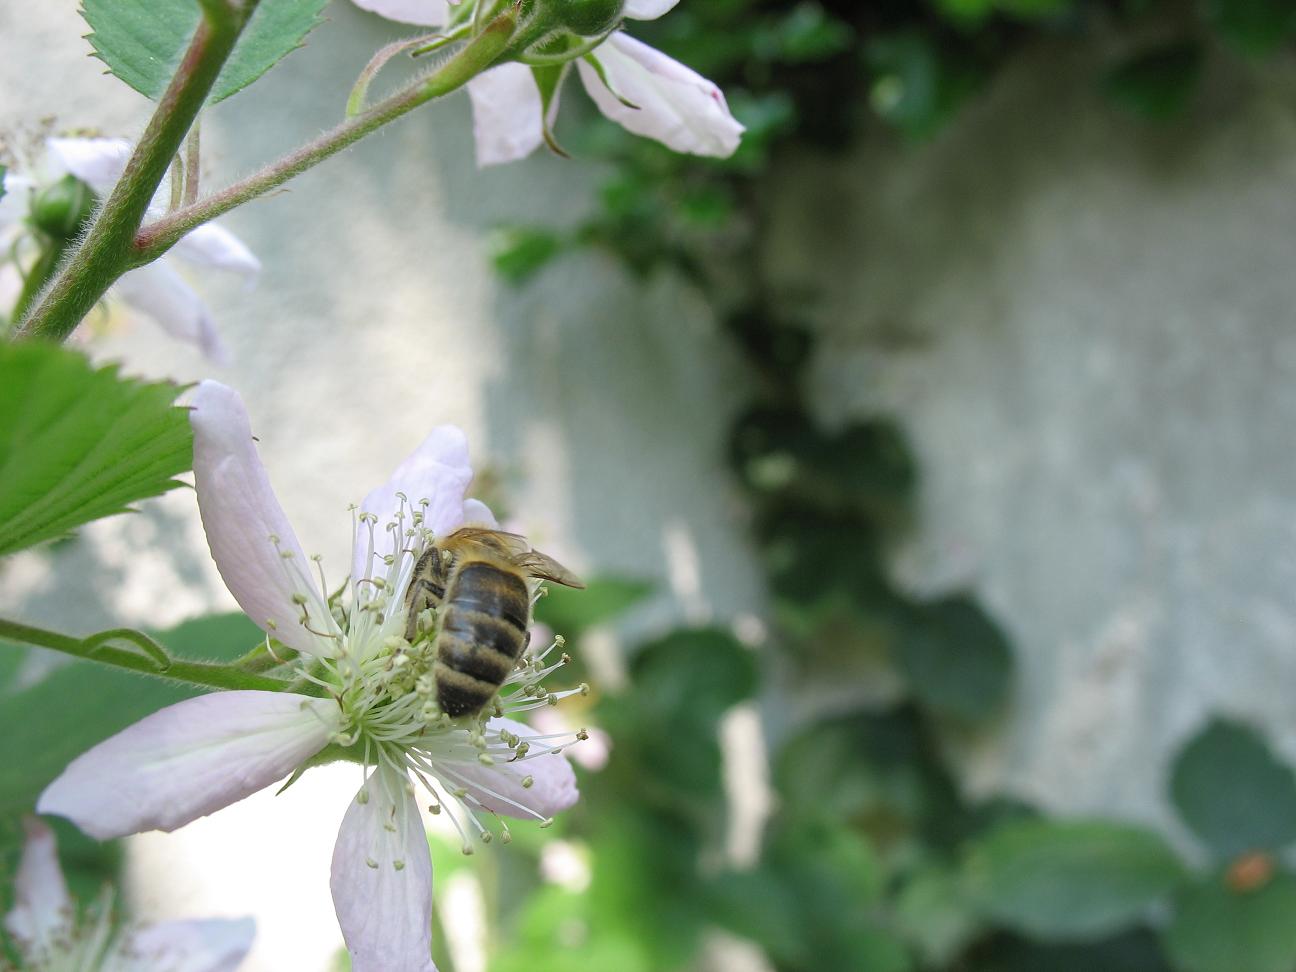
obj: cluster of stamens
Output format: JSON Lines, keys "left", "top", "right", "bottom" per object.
{"left": 266, "top": 493, "right": 590, "bottom": 862}
{"left": 8, "top": 889, "right": 185, "bottom": 972}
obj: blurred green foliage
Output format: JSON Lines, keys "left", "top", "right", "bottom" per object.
{"left": 486, "top": 1, "right": 1296, "bottom": 971}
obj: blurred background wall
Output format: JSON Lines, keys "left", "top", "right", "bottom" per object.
{"left": 763, "top": 42, "right": 1296, "bottom": 822}
{"left": 6, "top": 1, "right": 1296, "bottom": 968}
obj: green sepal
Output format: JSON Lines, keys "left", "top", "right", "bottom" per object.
{"left": 533, "top": 63, "right": 573, "bottom": 158}
{"left": 581, "top": 52, "right": 640, "bottom": 110}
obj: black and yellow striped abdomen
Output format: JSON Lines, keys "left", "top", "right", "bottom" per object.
{"left": 435, "top": 560, "right": 530, "bottom": 717}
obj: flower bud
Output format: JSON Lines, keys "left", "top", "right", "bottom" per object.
{"left": 550, "top": 0, "right": 624, "bottom": 37}
{"left": 31, "top": 175, "right": 95, "bottom": 240}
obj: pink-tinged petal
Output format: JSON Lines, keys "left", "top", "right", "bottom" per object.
{"left": 45, "top": 137, "right": 132, "bottom": 195}
{"left": 129, "top": 917, "right": 256, "bottom": 972}
{"left": 351, "top": 0, "right": 448, "bottom": 26}
{"left": 3, "top": 818, "right": 72, "bottom": 951}
{"left": 0, "top": 173, "right": 35, "bottom": 231}
{"left": 466, "top": 64, "right": 545, "bottom": 167}
{"left": 191, "top": 381, "right": 342, "bottom": 656}
{"left": 171, "top": 223, "right": 262, "bottom": 279}
{"left": 624, "top": 0, "right": 680, "bottom": 19}
{"left": 113, "top": 262, "right": 231, "bottom": 364}
{"left": 577, "top": 33, "right": 744, "bottom": 157}
{"left": 460, "top": 498, "right": 498, "bottom": 528}
{"left": 352, "top": 426, "right": 474, "bottom": 580}
{"left": 38, "top": 691, "right": 339, "bottom": 840}
{"left": 331, "top": 767, "right": 436, "bottom": 972}
{"left": 434, "top": 718, "right": 579, "bottom": 820}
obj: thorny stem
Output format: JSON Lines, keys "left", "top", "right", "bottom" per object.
{"left": 134, "top": 11, "right": 518, "bottom": 266}
{"left": 15, "top": 0, "right": 257, "bottom": 343}
{"left": 0, "top": 617, "right": 292, "bottom": 693}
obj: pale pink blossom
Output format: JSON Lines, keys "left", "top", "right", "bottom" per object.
{"left": 351, "top": 0, "right": 743, "bottom": 165}
{"left": 0, "top": 138, "right": 259, "bottom": 362}
{"left": 5, "top": 817, "right": 255, "bottom": 972}
{"left": 39, "top": 381, "right": 585, "bottom": 972}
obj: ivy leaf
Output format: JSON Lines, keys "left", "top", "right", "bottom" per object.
{"left": 81, "top": 0, "right": 328, "bottom": 104}
{"left": 975, "top": 929, "right": 1173, "bottom": 972}
{"left": 894, "top": 595, "right": 1014, "bottom": 720}
{"left": 489, "top": 226, "right": 566, "bottom": 286}
{"left": 964, "top": 819, "right": 1185, "bottom": 940}
{"left": 1201, "top": 0, "right": 1296, "bottom": 58}
{"left": 1102, "top": 42, "right": 1203, "bottom": 120}
{"left": 0, "top": 344, "right": 192, "bottom": 557}
{"left": 1169, "top": 717, "right": 1296, "bottom": 860}
{"left": 895, "top": 862, "right": 981, "bottom": 966}
{"left": 1161, "top": 872, "right": 1296, "bottom": 972}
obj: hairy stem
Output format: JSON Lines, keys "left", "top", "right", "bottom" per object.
{"left": 14, "top": 1, "right": 256, "bottom": 343}
{"left": 134, "top": 10, "right": 517, "bottom": 264}
{"left": 10, "top": 238, "right": 72, "bottom": 324}
{"left": 0, "top": 617, "right": 292, "bottom": 693}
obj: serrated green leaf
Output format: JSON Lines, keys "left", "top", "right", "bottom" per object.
{"left": 1169, "top": 717, "right": 1296, "bottom": 860}
{"left": 965, "top": 819, "right": 1185, "bottom": 941}
{"left": 81, "top": 0, "right": 328, "bottom": 104}
{"left": 1162, "top": 872, "right": 1296, "bottom": 972}
{"left": 0, "top": 613, "right": 261, "bottom": 824}
{"left": 0, "top": 344, "right": 192, "bottom": 557}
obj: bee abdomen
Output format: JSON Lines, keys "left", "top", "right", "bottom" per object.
{"left": 434, "top": 665, "right": 498, "bottom": 718}
{"left": 437, "top": 615, "right": 520, "bottom": 682}
{"left": 446, "top": 562, "right": 530, "bottom": 635}
{"left": 434, "top": 562, "right": 530, "bottom": 716}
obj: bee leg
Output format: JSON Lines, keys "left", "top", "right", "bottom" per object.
{"left": 404, "top": 579, "right": 443, "bottom": 642}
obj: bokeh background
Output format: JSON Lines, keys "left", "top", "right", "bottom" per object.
{"left": 5, "top": 1, "right": 1296, "bottom": 970}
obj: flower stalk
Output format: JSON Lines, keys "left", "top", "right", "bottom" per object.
{"left": 15, "top": 0, "right": 260, "bottom": 344}
{"left": 133, "top": 9, "right": 519, "bottom": 267}
{"left": 0, "top": 616, "right": 292, "bottom": 693}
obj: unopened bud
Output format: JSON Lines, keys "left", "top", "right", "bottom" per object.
{"left": 32, "top": 175, "right": 94, "bottom": 239}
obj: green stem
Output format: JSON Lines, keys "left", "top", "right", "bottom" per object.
{"left": 234, "top": 639, "right": 299, "bottom": 673}
{"left": 14, "top": 0, "right": 256, "bottom": 343}
{"left": 133, "top": 10, "right": 518, "bottom": 265}
{"left": 10, "top": 238, "right": 71, "bottom": 324}
{"left": 0, "top": 617, "right": 293, "bottom": 693}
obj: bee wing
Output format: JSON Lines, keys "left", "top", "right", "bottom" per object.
{"left": 445, "top": 527, "right": 531, "bottom": 557}
{"left": 516, "top": 551, "right": 585, "bottom": 589}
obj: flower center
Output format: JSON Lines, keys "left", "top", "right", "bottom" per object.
{"left": 286, "top": 494, "right": 590, "bottom": 856}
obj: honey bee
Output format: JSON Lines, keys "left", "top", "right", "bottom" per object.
{"left": 404, "top": 527, "right": 584, "bottom": 718}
